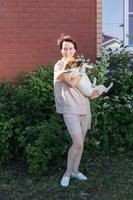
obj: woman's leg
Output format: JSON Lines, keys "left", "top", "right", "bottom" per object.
{"left": 61, "top": 114, "right": 90, "bottom": 186}
{"left": 63, "top": 132, "right": 84, "bottom": 177}
{"left": 72, "top": 131, "right": 86, "bottom": 173}
{"left": 72, "top": 114, "right": 90, "bottom": 173}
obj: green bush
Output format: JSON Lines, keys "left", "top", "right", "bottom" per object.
{"left": 86, "top": 46, "right": 133, "bottom": 155}
{"left": 0, "top": 47, "right": 133, "bottom": 175}
{"left": 25, "top": 115, "right": 69, "bottom": 175}
{"left": 0, "top": 80, "right": 15, "bottom": 162}
{"left": 0, "top": 66, "right": 71, "bottom": 174}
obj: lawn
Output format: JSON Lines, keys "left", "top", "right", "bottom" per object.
{"left": 0, "top": 154, "right": 133, "bottom": 200}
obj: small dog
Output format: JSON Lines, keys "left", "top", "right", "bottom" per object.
{"left": 65, "top": 60, "right": 113, "bottom": 97}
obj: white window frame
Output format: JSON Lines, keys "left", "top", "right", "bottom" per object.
{"left": 124, "top": 0, "right": 133, "bottom": 51}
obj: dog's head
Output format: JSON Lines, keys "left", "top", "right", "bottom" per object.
{"left": 65, "top": 60, "right": 82, "bottom": 69}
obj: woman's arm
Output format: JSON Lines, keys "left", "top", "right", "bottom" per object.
{"left": 89, "top": 89, "right": 100, "bottom": 99}
{"left": 58, "top": 72, "right": 82, "bottom": 87}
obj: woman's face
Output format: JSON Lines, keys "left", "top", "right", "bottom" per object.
{"left": 61, "top": 41, "right": 76, "bottom": 59}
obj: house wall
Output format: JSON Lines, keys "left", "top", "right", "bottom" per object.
{"left": 0, "top": 0, "right": 102, "bottom": 80}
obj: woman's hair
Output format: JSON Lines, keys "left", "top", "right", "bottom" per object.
{"left": 57, "top": 34, "right": 77, "bottom": 50}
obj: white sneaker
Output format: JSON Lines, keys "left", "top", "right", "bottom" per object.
{"left": 71, "top": 172, "right": 87, "bottom": 180}
{"left": 60, "top": 176, "right": 70, "bottom": 187}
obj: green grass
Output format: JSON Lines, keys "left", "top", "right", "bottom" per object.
{"left": 0, "top": 155, "right": 133, "bottom": 200}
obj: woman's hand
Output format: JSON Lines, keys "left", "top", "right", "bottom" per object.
{"left": 59, "top": 73, "right": 82, "bottom": 87}
{"left": 89, "top": 89, "right": 100, "bottom": 100}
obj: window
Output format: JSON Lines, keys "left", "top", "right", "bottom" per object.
{"left": 129, "top": 14, "right": 133, "bottom": 45}
{"left": 129, "top": 0, "right": 133, "bottom": 11}
{"left": 124, "top": 0, "right": 133, "bottom": 47}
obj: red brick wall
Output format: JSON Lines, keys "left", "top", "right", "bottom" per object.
{"left": 0, "top": 0, "right": 99, "bottom": 80}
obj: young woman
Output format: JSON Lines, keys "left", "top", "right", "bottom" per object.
{"left": 54, "top": 35, "right": 99, "bottom": 187}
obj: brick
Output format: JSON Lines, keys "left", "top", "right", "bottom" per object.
{"left": 0, "top": 0, "right": 102, "bottom": 80}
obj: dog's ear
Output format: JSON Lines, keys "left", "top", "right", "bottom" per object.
{"left": 65, "top": 61, "right": 71, "bottom": 69}
{"left": 77, "top": 60, "right": 82, "bottom": 67}
{"left": 65, "top": 60, "right": 76, "bottom": 69}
